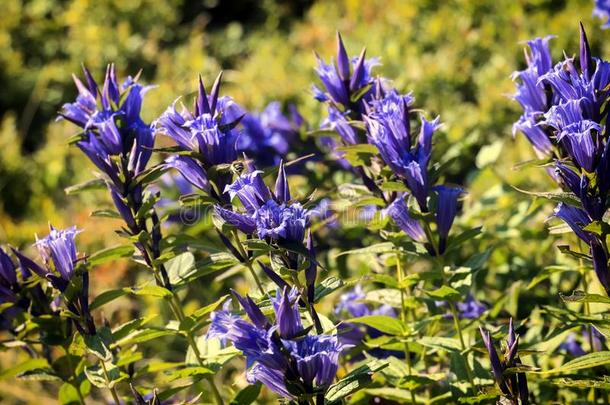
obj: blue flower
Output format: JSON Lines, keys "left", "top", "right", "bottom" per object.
{"left": 217, "top": 164, "right": 309, "bottom": 244}
{"left": 155, "top": 74, "right": 243, "bottom": 190}
{"left": 208, "top": 288, "right": 344, "bottom": 399}
{"left": 60, "top": 65, "right": 155, "bottom": 180}
{"left": 34, "top": 225, "right": 81, "bottom": 282}
{"left": 321, "top": 106, "right": 359, "bottom": 145}
{"left": 512, "top": 113, "right": 553, "bottom": 157}
{"left": 434, "top": 186, "right": 464, "bottom": 253}
{"left": 456, "top": 294, "right": 487, "bottom": 319}
{"left": 480, "top": 319, "right": 529, "bottom": 403}
{"left": 366, "top": 99, "right": 440, "bottom": 210}
{"left": 237, "top": 102, "right": 297, "bottom": 167}
{"left": 224, "top": 170, "right": 272, "bottom": 214}
{"left": 385, "top": 195, "right": 427, "bottom": 243}
{"left": 255, "top": 200, "right": 308, "bottom": 243}
{"left": 314, "top": 33, "right": 379, "bottom": 114}
{"left": 512, "top": 36, "right": 554, "bottom": 114}
{"left": 553, "top": 203, "right": 594, "bottom": 245}
{"left": 594, "top": 0, "right": 610, "bottom": 29}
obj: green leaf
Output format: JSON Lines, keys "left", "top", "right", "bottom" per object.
{"left": 130, "top": 285, "right": 173, "bottom": 298}
{"left": 350, "top": 83, "right": 373, "bottom": 102}
{"left": 64, "top": 178, "right": 106, "bottom": 195}
{"left": 325, "top": 360, "right": 388, "bottom": 403}
{"left": 88, "top": 245, "right": 134, "bottom": 267}
{"left": 230, "top": 383, "right": 262, "bottom": 405}
{"left": 551, "top": 377, "right": 610, "bottom": 389}
{"left": 90, "top": 209, "right": 121, "bottom": 219}
{"left": 364, "top": 387, "right": 414, "bottom": 402}
{"left": 418, "top": 336, "right": 463, "bottom": 352}
{"left": 0, "top": 359, "right": 50, "bottom": 380}
{"left": 181, "top": 295, "right": 229, "bottom": 332}
{"left": 425, "top": 285, "right": 462, "bottom": 302}
{"left": 560, "top": 291, "right": 610, "bottom": 305}
{"left": 380, "top": 181, "right": 409, "bottom": 192}
{"left": 335, "top": 242, "right": 396, "bottom": 257}
{"left": 90, "top": 289, "right": 128, "bottom": 311}
{"left": 164, "top": 366, "right": 214, "bottom": 382}
{"left": 346, "top": 315, "right": 406, "bottom": 336}
{"left": 527, "top": 265, "right": 574, "bottom": 289}
{"left": 544, "top": 351, "right": 610, "bottom": 374}
{"left": 83, "top": 327, "right": 113, "bottom": 361}
{"left": 336, "top": 144, "right": 379, "bottom": 167}
{"left": 166, "top": 252, "right": 196, "bottom": 284}
{"left": 511, "top": 186, "right": 581, "bottom": 207}
{"left": 313, "top": 276, "right": 347, "bottom": 302}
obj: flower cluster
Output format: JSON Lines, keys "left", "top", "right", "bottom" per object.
{"left": 215, "top": 162, "right": 309, "bottom": 245}
{"left": 208, "top": 287, "right": 344, "bottom": 400}
{"left": 512, "top": 25, "right": 610, "bottom": 295}
{"left": 480, "top": 319, "right": 529, "bottom": 404}
{"left": 372, "top": 94, "right": 463, "bottom": 254}
{"left": 238, "top": 102, "right": 301, "bottom": 167}
{"left": 155, "top": 74, "right": 243, "bottom": 200}
{"left": 15, "top": 226, "right": 95, "bottom": 335}
{"left": 60, "top": 65, "right": 155, "bottom": 232}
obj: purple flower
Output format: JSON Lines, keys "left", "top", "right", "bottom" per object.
{"left": 207, "top": 288, "right": 344, "bottom": 399}
{"left": 385, "top": 195, "right": 426, "bottom": 243}
{"left": 366, "top": 102, "right": 440, "bottom": 210}
{"left": 218, "top": 164, "right": 309, "bottom": 244}
{"left": 321, "top": 106, "right": 359, "bottom": 145}
{"left": 594, "top": 0, "right": 610, "bottom": 29}
{"left": 224, "top": 170, "right": 272, "bottom": 214}
{"left": 456, "top": 294, "right": 487, "bottom": 319}
{"left": 155, "top": 74, "right": 243, "bottom": 190}
{"left": 479, "top": 319, "right": 529, "bottom": 403}
{"left": 35, "top": 225, "right": 81, "bottom": 282}
{"left": 237, "top": 102, "right": 297, "bottom": 167}
{"left": 434, "top": 186, "right": 464, "bottom": 253}
{"left": 553, "top": 203, "right": 593, "bottom": 245}
{"left": 60, "top": 65, "right": 155, "bottom": 181}
{"left": 255, "top": 200, "right": 308, "bottom": 243}
{"left": 313, "top": 33, "right": 379, "bottom": 114}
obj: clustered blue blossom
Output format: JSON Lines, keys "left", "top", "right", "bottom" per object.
{"left": 14, "top": 226, "right": 95, "bottom": 335}
{"left": 60, "top": 65, "right": 155, "bottom": 232}
{"left": 238, "top": 102, "right": 301, "bottom": 167}
{"left": 512, "top": 25, "right": 610, "bottom": 295}
{"left": 208, "top": 287, "right": 344, "bottom": 399}
{"left": 215, "top": 162, "right": 309, "bottom": 245}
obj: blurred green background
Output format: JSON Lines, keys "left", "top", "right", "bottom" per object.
{"left": 1, "top": 0, "right": 610, "bottom": 402}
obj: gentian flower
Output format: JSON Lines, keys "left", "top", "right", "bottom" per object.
{"left": 215, "top": 162, "right": 310, "bottom": 244}
{"left": 15, "top": 226, "right": 95, "bottom": 335}
{"left": 34, "top": 225, "right": 81, "bottom": 284}
{"left": 594, "top": 0, "right": 610, "bottom": 29}
{"left": 155, "top": 74, "right": 244, "bottom": 195}
{"left": 313, "top": 32, "right": 379, "bottom": 116}
{"left": 207, "top": 287, "right": 344, "bottom": 400}
{"left": 366, "top": 92, "right": 440, "bottom": 210}
{"left": 385, "top": 195, "right": 427, "bottom": 244}
{"left": 238, "top": 102, "right": 298, "bottom": 166}
{"left": 480, "top": 319, "right": 529, "bottom": 404}
{"left": 59, "top": 65, "right": 155, "bottom": 184}
{"left": 0, "top": 248, "right": 24, "bottom": 330}
{"left": 456, "top": 294, "right": 487, "bottom": 319}
{"left": 434, "top": 186, "right": 464, "bottom": 253}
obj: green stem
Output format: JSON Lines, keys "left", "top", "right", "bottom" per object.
{"left": 64, "top": 346, "right": 86, "bottom": 405}
{"left": 100, "top": 360, "right": 121, "bottom": 405}
{"left": 232, "top": 230, "right": 265, "bottom": 295}
{"left": 396, "top": 255, "right": 417, "bottom": 404}
{"left": 436, "top": 257, "right": 476, "bottom": 393}
{"left": 168, "top": 295, "right": 224, "bottom": 405}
